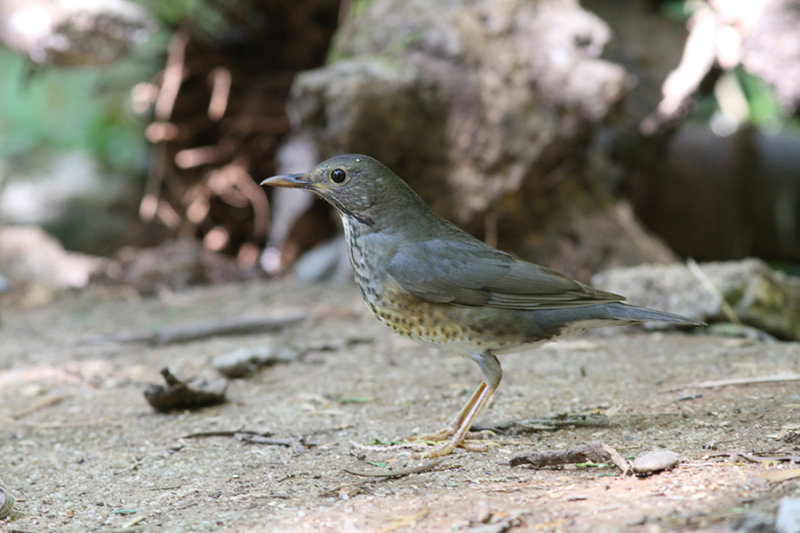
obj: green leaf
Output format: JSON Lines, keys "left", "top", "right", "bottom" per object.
{"left": 337, "top": 396, "right": 374, "bottom": 404}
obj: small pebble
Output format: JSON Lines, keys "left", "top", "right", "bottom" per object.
{"left": 631, "top": 449, "right": 681, "bottom": 475}
{"left": 0, "top": 480, "right": 14, "bottom": 519}
{"left": 213, "top": 343, "right": 300, "bottom": 378}
{"left": 776, "top": 497, "right": 800, "bottom": 533}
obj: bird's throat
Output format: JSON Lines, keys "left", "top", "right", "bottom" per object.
{"left": 327, "top": 197, "right": 374, "bottom": 227}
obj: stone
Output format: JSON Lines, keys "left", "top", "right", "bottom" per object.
{"left": 776, "top": 497, "right": 800, "bottom": 533}
{"left": 282, "top": 0, "right": 662, "bottom": 278}
{"left": 213, "top": 343, "right": 301, "bottom": 378}
{"left": 593, "top": 258, "right": 800, "bottom": 340}
{"left": 631, "top": 449, "right": 681, "bottom": 475}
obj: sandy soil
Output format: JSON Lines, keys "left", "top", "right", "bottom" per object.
{"left": 1, "top": 280, "right": 798, "bottom": 532}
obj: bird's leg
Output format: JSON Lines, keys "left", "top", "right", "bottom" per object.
{"left": 409, "top": 381, "right": 487, "bottom": 442}
{"left": 417, "top": 352, "right": 502, "bottom": 458}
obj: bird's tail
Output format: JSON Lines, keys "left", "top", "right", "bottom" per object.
{"left": 602, "top": 302, "right": 705, "bottom": 327}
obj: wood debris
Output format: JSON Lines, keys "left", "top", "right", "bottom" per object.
{"left": 509, "top": 441, "right": 629, "bottom": 473}
{"left": 82, "top": 312, "right": 308, "bottom": 345}
{"left": 143, "top": 368, "right": 227, "bottom": 412}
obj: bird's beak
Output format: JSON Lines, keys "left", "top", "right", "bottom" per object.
{"left": 260, "top": 173, "right": 313, "bottom": 189}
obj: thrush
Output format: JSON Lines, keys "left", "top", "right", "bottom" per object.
{"left": 261, "top": 154, "right": 702, "bottom": 457}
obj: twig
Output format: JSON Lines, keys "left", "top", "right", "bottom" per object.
{"left": 144, "top": 368, "right": 226, "bottom": 412}
{"left": 122, "top": 515, "right": 147, "bottom": 528}
{"left": 761, "top": 468, "right": 800, "bottom": 482}
{"left": 381, "top": 506, "right": 430, "bottom": 532}
{"left": 182, "top": 430, "right": 261, "bottom": 439}
{"left": 207, "top": 67, "right": 231, "bottom": 121}
{"left": 509, "top": 441, "right": 630, "bottom": 473}
{"left": 81, "top": 312, "right": 308, "bottom": 345}
{"left": 139, "top": 30, "right": 189, "bottom": 223}
{"left": 343, "top": 457, "right": 447, "bottom": 479}
{"left": 666, "top": 374, "right": 800, "bottom": 392}
{"left": 155, "top": 30, "right": 188, "bottom": 121}
{"left": 0, "top": 418, "right": 125, "bottom": 429}
{"left": 230, "top": 158, "right": 269, "bottom": 240}
{"left": 475, "top": 413, "right": 610, "bottom": 434}
{"left": 10, "top": 394, "right": 67, "bottom": 419}
{"left": 182, "top": 429, "right": 309, "bottom": 453}
{"left": 706, "top": 451, "right": 800, "bottom": 464}
{"left": 322, "top": 458, "right": 453, "bottom": 498}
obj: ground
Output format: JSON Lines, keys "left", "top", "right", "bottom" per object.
{"left": 1, "top": 280, "right": 798, "bottom": 532}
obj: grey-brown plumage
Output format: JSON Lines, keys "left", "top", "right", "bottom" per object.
{"left": 262, "top": 154, "right": 702, "bottom": 457}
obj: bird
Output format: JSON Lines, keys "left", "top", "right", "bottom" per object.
{"left": 261, "top": 154, "right": 703, "bottom": 457}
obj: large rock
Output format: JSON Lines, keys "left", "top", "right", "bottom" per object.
{"left": 593, "top": 258, "right": 800, "bottom": 340}
{"left": 0, "top": 225, "right": 104, "bottom": 296}
{"left": 279, "top": 0, "right": 677, "bottom": 278}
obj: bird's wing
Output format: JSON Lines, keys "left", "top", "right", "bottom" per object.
{"left": 385, "top": 238, "right": 624, "bottom": 310}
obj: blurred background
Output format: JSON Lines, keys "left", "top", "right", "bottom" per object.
{"left": 1, "top": 0, "right": 798, "bottom": 300}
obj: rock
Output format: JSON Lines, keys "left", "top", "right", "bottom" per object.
{"left": 631, "top": 450, "right": 681, "bottom": 475}
{"left": 776, "top": 497, "right": 800, "bottom": 533}
{"left": 773, "top": 426, "right": 800, "bottom": 444}
{"left": 0, "top": 225, "right": 105, "bottom": 293}
{"left": 0, "top": 479, "right": 14, "bottom": 519}
{"left": 593, "top": 258, "right": 800, "bottom": 340}
{"left": 737, "top": 268, "right": 800, "bottom": 342}
{"left": 99, "top": 239, "right": 258, "bottom": 295}
{"left": 741, "top": 0, "right": 800, "bottom": 112}
{"left": 735, "top": 512, "right": 776, "bottom": 533}
{"left": 109, "top": 240, "right": 207, "bottom": 294}
{"left": 281, "top": 0, "right": 672, "bottom": 279}
{"left": 0, "top": 0, "right": 156, "bottom": 66}
{"left": 213, "top": 343, "right": 301, "bottom": 378}
{"left": 0, "top": 149, "right": 145, "bottom": 257}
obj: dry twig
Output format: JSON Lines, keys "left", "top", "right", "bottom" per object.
{"left": 81, "top": 312, "right": 308, "bottom": 345}
{"left": 343, "top": 457, "right": 447, "bottom": 479}
{"left": 666, "top": 374, "right": 800, "bottom": 392}
{"left": 143, "top": 368, "right": 227, "bottom": 412}
{"left": 509, "top": 441, "right": 629, "bottom": 473}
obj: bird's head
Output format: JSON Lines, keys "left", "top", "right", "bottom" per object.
{"left": 261, "top": 154, "right": 422, "bottom": 227}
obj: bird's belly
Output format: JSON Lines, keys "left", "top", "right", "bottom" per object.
{"left": 360, "top": 283, "right": 626, "bottom": 356}
{"left": 362, "top": 286, "right": 548, "bottom": 355}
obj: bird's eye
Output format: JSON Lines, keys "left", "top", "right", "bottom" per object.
{"left": 329, "top": 168, "right": 347, "bottom": 184}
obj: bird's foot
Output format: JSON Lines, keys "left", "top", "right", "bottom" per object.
{"left": 406, "top": 429, "right": 497, "bottom": 458}
{"left": 407, "top": 427, "right": 491, "bottom": 442}
{"left": 412, "top": 435, "right": 497, "bottom": 458}
{"left": 406, "top": 427, "right": 456, "bottom": 443}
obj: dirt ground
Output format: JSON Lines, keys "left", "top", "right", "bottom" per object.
{"left": 1, "top": 279, "right": 799, "bottom": 532}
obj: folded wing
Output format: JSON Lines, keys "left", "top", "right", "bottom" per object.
{"left": 385, "top": 238, "right": 624, "bottom": 310}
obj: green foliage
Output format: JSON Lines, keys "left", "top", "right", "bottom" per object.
{"left": 0, "top": 35, "right": 167, "bottom": 179}
{"left": 659, "top": 0, "right": 693, "bottom": 22}
{"left": 0, "top": 0, "right": 255, "bottom": 179}
{"left": 734, "top": 68, "right": 785, "bottom": 127}
{"left": 137, "top": 0, "right": 229, "bottom": 37}
{"left": 691, "top": 67, "right": 795, "bottom": 131}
